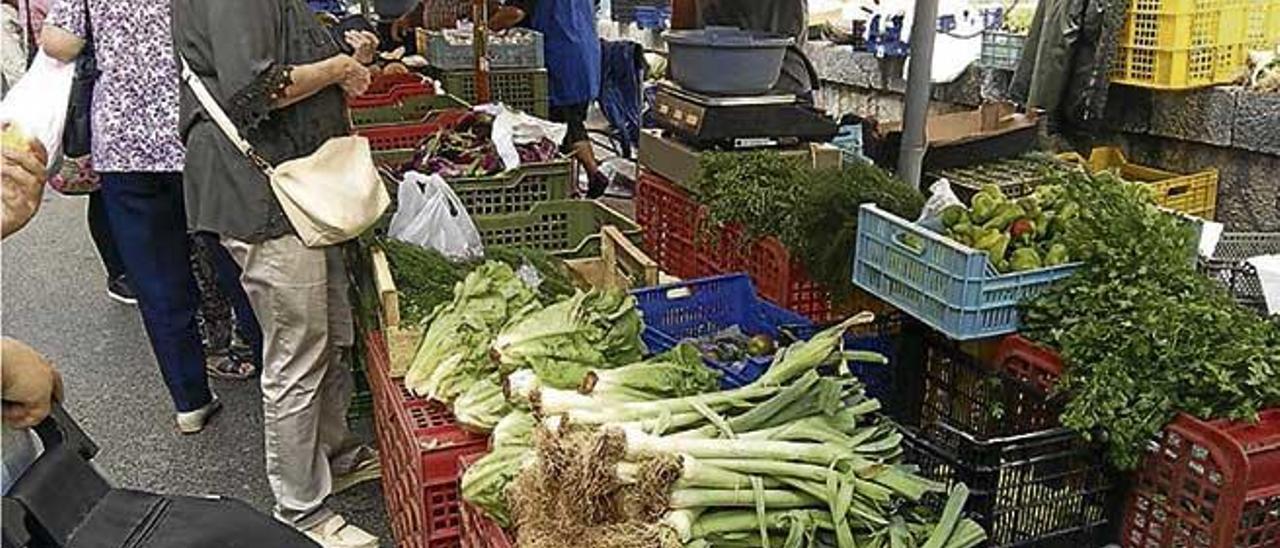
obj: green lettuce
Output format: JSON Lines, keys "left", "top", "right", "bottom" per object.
{"left": 491, "top": 288, "right": 647, "bottom": 389}
{"left": 580, "top": 343, "right": 721, "bottom": 402}
{"left": 453, "top": 376, "right": 511, "bottom": 433}
{"left": 405, "top": 262, "right": 539, "bottom": 402}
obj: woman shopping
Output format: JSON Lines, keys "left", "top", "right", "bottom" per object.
{"left": 171, "top": 0, "right": 382, "bottom": 546}
{"left": 41, "top": 0, "right": 252, "bottom": 433}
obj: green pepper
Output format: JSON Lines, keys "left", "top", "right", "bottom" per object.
{"left": 984, "top": 234, "right": 1012, "bottom": 268}
{"left": 971, "top": 194, "right": 998, "bottom": 224}
{"left": 973, "top": 228, "right": 1004, "bottom": 252}
{"left": 1044, "top": 243, "right": 1069, "bottom": 266}
{"left": 1017, "top": 196, "right": 1041, "bottom": 216}
{"left": 978, "top": 184, "right": 1007, "bottom": 202}
{"left": 1010, "top": 247, "right": 1043, "bottom": 271}
{"left": 940, "top": 205, "right": 967, "bottom": 228}
{"left": 982, "top": 203, "right": 1026, "bottom": 231}
{"left": 1034, "top": 212, "right": 1051, "bottom": 239}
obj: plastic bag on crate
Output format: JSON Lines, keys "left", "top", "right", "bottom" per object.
{"left": 916, "top": 178, "right": 964, "bottom": 231}
{"left": 388, "top": 171, "right": 484, "bottom": 261}
{"left": 1247, "top": 255, "right": 1280, "bottom": 314}
{"left": 475, "top": 103, "right": 566, "bottom": 161}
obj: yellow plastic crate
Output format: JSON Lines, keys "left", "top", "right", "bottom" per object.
{"left": 1112, "top": 0, "right": 1252, "bottom": 88}
{"left": 1245, "top": 0, "right": 1280, "bottom": 49}
{"left": 1064, "top": 147, "right": 1219, "bottom": 220}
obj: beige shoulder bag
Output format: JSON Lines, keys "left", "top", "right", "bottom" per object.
{"left": 179, "top": 57, "right": 389, "bottom": 247}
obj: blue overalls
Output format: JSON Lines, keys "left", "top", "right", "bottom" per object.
{"left": 528, "top": 0, "right": 601, "bottom": 107}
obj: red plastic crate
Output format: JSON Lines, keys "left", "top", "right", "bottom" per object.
{"left": 635, "top": 169, "right": 888, "bottom": 324}
{"left": 458, "top": 455, "right": 516, "bottom": 548}
{"left": 357, "top": 123, "right": 441, "bottom": 152}
{"left": 993, "top": 334, "right": 1064, "bottom": 395}
{"left": 368, "top": 73, "right": 429, "bottom": 95}
{"left": 349, "top": 83, "right": 436, "bottom": 109}
{"left": 366, "top": 330, "right": 490, "bottom": 548}
{"left": 1122, "top": 409, "right": 1280, "bottom": 548}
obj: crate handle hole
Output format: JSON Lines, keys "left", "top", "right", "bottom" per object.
{"left": 892, "top": 231, "right": 928, "bottom": 256}
{"left": 664, "top": 286, "right": 695, "bottom": 300}
{"left": 1164, "top": 184, "right": 1191, "bottom": 197}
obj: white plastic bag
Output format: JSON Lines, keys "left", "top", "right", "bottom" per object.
{"left": 474, "top": 103, "right": 567, "bottom": 172}
{"left": 0, "top": 53, "right": 74, "bottom": 169}
{"left": 1247, "top": 254, "right": 1280, "bottom": 315}
{"left": 388, "top": 172, "right": 485, "bottom": 261}
{"left": 916, "top": 178, "right": 964, "bottom": 231}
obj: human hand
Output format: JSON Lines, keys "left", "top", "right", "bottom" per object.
{"left": 2, "top": 338, "right": 63, "bottom": 429}
{"left": 344, "top": 30, "right": 380, "bottom": 65}
{"left": 391, "top": 13, "right": 417, "bottom": 42}
{"left": 2, "top": 129, "right": 49, "bottom": 239}
{"left": 337, "top": 56, "right": 372, "bottom": 98}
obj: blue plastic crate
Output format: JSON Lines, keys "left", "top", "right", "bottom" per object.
{"left": 851, "top": 204, "right": 1080, "bottom": 340}
{"left": 633, "top": 274, "right": 814, "bottom": 388}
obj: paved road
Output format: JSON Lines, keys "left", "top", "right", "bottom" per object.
{"left": 2, "top": 192, "right": 392, "bottom": 546}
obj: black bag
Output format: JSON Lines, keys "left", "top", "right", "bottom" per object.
{"left": 62, "top": 0, "right": 98, "bottom": 159}
{"left": 1, "top": 407, "right": 318, "bottom": 548}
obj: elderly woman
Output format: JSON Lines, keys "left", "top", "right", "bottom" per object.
{"left": 171, "top": 0, "right": 381, "bottom": 546}
{"left": 41, "top": 0, "right": 228, "bottom": 433}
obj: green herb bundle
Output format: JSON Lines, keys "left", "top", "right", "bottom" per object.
{"left": 692, "top": 152, "right": 925, "bottom": 300}
{"left": 1021, "top": 170, "right": 1280, "bottom": 469}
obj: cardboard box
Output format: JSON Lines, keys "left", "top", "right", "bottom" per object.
{"left": 638, "top": 130, "right": 842, "bottom": 191}
{"left": 868, "top": 102, "right": 1041, "bottom": 173}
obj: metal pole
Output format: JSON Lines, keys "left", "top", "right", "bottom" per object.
{"left": 897, "top": 0, "right": 939, "bottom": 190}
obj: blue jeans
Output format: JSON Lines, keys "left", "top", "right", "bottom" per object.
{"left": 100, "top": 172, "right": 211, "bottom": 412}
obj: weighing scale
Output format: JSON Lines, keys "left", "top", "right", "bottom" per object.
{"left": 652, "top": 83, "right": 839, "bottom": 150}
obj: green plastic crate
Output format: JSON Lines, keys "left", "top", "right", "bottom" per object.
{"left": 450, "top": 160, "right": 575, "bottom": 216}
{"left": 350, "top": 93, "right": 468, "bottom": 128}
{"left": 473, "top": 199, "right": 641, "bottom": 257}
{"left": 373, "top": 158, "right": 576, "bottom": 217}
{"left": 435, "top": 68, "right": 549, "bottom": 118}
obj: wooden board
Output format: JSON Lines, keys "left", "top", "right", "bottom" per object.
{"left": 370, "top": 247, "right": 400, "bottom": 329}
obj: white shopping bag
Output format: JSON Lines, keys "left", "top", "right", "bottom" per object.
{"left": 388, "top": 172, "right": 485, "bottom": 261}
{"left": 0, "top": 53, "right": 75, "bottom": 169}
{"left": 916, "top": 178, "right": 964, "bottom": 231}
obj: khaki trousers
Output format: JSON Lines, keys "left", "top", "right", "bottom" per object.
{"left": 222, "top": 234, "right": 360, "bottom": 528}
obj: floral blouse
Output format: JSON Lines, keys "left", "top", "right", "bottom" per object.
{"left": 173, "top": 0, "right": 349, "bottom": 243}
{"left": 46, "top": 0, "right": 186, "bottom": 172}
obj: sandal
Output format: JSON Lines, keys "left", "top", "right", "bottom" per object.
{"left": 205, "top": 354, "right": 256, "bottom": 381}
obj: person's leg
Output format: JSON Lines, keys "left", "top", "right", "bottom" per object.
{"left": 317, "top": 247, "right": 361, "bottom": 471}
{"left": 87, "top": 190, "right": 135, "bottom": 302}
{"left": 190, "top": 235, "right": 234, "bottom": 356}
{"left": 208, "top": 235, "right": 264, "bottom": 368}
{"left": 99, "top": 172, "right": 212, "bottom": 415}
{"left": 551, "top": 103, "right": 608, "bottom": 198}
{"left": 221, "top": 235, "right": 345, "bottom": 529}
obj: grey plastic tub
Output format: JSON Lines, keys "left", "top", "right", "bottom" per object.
{"left": 664, "top": 27, "right": 795, "bottom": 95}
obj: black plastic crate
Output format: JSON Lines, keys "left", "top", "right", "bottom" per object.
{"left": 890, "top": 325, "right": 1123, "bottom": 547}
{"left": 1200, "top": 232, "right": 1280, "bottom": 316}
{"left": 900, "top": 423, "right": 1121, "bottom": 547}
{"left": 916, "top": 331, "right": 1063, "bottom": 438}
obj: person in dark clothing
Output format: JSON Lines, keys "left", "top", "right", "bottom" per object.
{"left": 86, "top": 190, "right": 135, "bottom": 304}
{"left": 496, "top": 0, "right": 607, "bottom": 197}
{"left": 672, "top": 0, "right": 814, "bottom": 96}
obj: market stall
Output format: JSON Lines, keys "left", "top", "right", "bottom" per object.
{"left": 327, "top": 2, "right": 1280, "bottom": 547}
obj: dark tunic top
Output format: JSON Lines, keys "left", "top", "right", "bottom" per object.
{"left": 173, "top": 0, "right": 350, "bottom": 243}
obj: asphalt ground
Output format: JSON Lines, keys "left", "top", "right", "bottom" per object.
{"left": 1, "top": 192, "right": 393, "bottom": 546}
